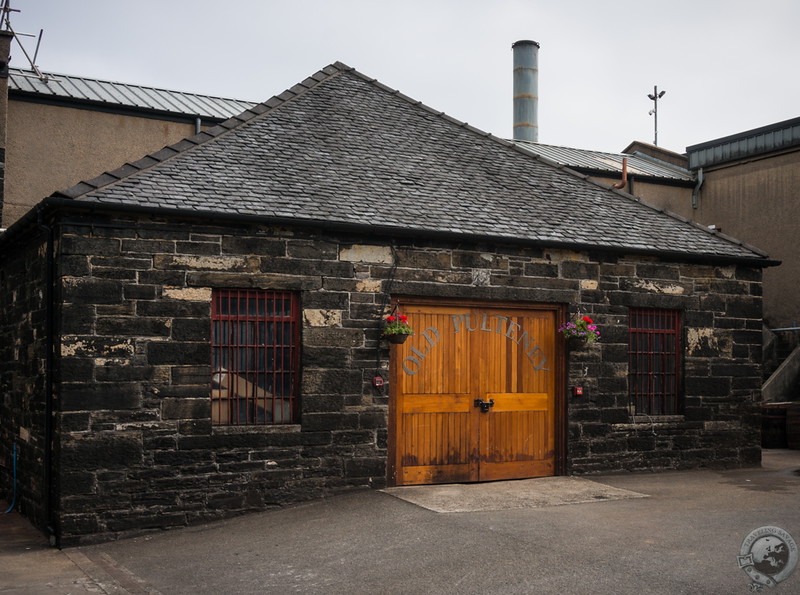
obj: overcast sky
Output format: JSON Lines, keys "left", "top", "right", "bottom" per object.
{"left": 9, "top": 0, "right": 800, "bottom": 154}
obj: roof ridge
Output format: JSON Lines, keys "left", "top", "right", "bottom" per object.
{"left": 343, "top": 65, "right": 502, "bottom": 142}
{"left": 54, "top": 63, "right": 350, "bottom": 200}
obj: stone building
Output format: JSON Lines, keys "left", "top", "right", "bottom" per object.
{"left": 0, "top": 62, "right": 776, "bottom": 545}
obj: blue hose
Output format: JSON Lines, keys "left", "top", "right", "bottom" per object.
{"left": 4, "top": 444, "right": 16, "bottom": 513}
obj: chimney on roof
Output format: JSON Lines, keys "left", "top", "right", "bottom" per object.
{"left": 512, "top": 40, "right": 539, "bottom": 142}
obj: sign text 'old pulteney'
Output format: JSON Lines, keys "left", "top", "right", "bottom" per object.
{"left": 401, "top": 312, "right": 550, "bottom": 375}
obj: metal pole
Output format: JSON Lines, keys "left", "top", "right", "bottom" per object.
{"left": 647, "top": 85, "right": 665, "bottom": 146}
{"left": 654, "top": 87, "right": 658, "bottom": 145}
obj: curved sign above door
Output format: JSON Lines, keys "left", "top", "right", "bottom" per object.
{"left": 401, "top": 311, "right": 550, "bottom": 376}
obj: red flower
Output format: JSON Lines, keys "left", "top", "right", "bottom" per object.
{"left": 582, "top": 316, "right": 593, "bottom": 323}
{"left": 399, "top": 315, "right": 408, "bottom": 322}
{"left": 386, "top": 316, "right": 396, "bottom": 322}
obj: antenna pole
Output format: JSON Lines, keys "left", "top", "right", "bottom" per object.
{"left": 0, "top": 0, "right": 47, "bottom": 81}
{"left": 1, "top": 0, "right": 17, "bottom": 31}
{"left": 647, "top": 85, "right": 666, "bottom": 146}
{"left": 32, "top": 28, "right": 42, "bottom": 64}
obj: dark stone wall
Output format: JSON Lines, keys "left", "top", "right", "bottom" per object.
{"left": 565, "top": 261, "right": 763, "bottom": 473}
{"left": 0, "top": 230, "right": 50, "bottom": 532}
{"left": 2, "top": 210, "right": 765, "bottom": 544}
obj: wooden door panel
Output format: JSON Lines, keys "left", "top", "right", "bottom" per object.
{"left": 401, "top": 393, "right": 473, "bottom": 413}
{"left": 400, "top": 411, "right": 471, "bottom": 466}
{"left": 477, "top": 459, "right": 555, "bottom": 482}
{"left": 476, "top": 310, "right": 556, "bottom": 481}
{"left": 477, "top": 312, "right": 554, "bottom": 395}
{"left": 396, "top": 307, "right": 470, "bottom": 396}
{"left": 395, "top": 307, "right": 476, "bottom": 484}
{"left": 484, "top": 411, "right": 549, "bottom": 461}
{"left": 399, "top": 395, "right": 472, "bottom": 472}
{"left": 400, "top": 463, "right": 474, "bottom": 485}
{"left": 485, "top": 392, "right": 550, "bottom": 411}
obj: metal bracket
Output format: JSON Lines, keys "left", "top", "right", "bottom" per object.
{"left": 474, "top": 398, "right": 495, "bottom": 413}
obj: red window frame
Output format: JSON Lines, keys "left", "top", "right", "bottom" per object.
{"left": 211, "top": 290, "right": 300, "bottom": 425}
{"left": 628, "top": 308, "right": 682, "bottom": 415}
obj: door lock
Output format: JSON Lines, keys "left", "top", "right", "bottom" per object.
{"left": 474, "top": 398, "right": 495, "bottom": 413}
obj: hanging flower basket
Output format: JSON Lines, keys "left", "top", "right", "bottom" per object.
{"left": 558, "top": 314, "right": 600, "bottom": 348}
{"left": 382, "top": 312, "right": 413, "bottom": 343}
{"left": 566, "top": 335, "right": 588, "bottom": 350}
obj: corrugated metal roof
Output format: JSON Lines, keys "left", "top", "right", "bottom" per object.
{"left": 686, "top": 117, "right": 800, "bottom": 169}
{"left": 9, "top": 67, "right": 257, "bottom": 120}
{"left": 514, "top": 140, "right": 694, "bottom": 182}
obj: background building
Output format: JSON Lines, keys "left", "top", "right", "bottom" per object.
{"left": 519, "top": 125, "right": 800, "bottom": 402}
{"left": 1, "top": 67, "right": 256, "bottom": 228}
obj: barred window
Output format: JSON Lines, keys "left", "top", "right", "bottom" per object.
{"left": 628, "top": 308, "right": 682, "bottom": 415}
{"left": 211, "top": 290, "right": 300, "bottom": 425}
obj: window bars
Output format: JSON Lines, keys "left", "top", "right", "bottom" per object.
{"left": 211, "top": 290, "right": 300, "bottom": 425}
{"left": 628, "top": 308, "right": 682, "bottom": 415}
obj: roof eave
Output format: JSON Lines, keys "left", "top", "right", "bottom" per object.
{"left": 9, "top": 90, "right": 233, "bottom": 125}
{"left": 567, "top": 166, "right": 695, "bottom": 188}
{"left": 1, "top": 197, "right": 777, "bottom": 269}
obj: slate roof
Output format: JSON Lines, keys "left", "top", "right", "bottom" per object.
{"left": 52, "top": 62, "right": 771, "bottom": 264}
{"left": 513, "top": 141, "right": 694, "bottom": 183}
{"left": 9, "top": 67, "right": 257, "bottom": 120}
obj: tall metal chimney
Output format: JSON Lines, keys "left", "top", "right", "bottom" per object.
{"left": 512, "top": 40, "right": 539, "bottom": 142}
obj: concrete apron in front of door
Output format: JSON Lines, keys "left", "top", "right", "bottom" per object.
{"left": 381, "top": 476, "right": 648, "bottom": 513}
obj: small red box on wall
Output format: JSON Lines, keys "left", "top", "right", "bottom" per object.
{"left": 572, "top": 386, "right": 584, "bottom": 397}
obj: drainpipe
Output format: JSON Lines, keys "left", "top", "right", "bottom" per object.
{"left": 612, "top": 157, "right": 628, "bottom": 189}
{"left": 512, "top": 40, "right": 539, "bottom": 142}
{"left": 195, "top": 117, "right": 202, "bottom": 135}
{"left": 3, "top": 444, "right": 15, "bottom": 513}
{"left": 691, "top": 167, "right": 704, "bottom": 209}
{"left": 37, "top": 206, "right": 57, "bottom": 546}
{"left": 0, "top": 28, "right": 13, "bottom": 227}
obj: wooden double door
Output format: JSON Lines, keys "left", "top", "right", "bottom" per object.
{"left": 390, "top": 301, "right": 562, "bottom": 486}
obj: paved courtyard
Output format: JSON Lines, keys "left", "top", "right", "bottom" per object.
{"left": 2, "top": 450, "right": 799, "bottom": 594}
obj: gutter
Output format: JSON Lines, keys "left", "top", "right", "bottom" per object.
{"left": 548, "top": 165, "right": 694, "bottom": 189}
{"left": 691, "top": 168, "right": 704, "bottom": 209}
{"left": 9, "top": 91, "right": 235, "bottom": 127}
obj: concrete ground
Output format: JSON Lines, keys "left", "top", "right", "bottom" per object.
{"left": 2, "top": 450, "right": 800, "bottom": 595}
